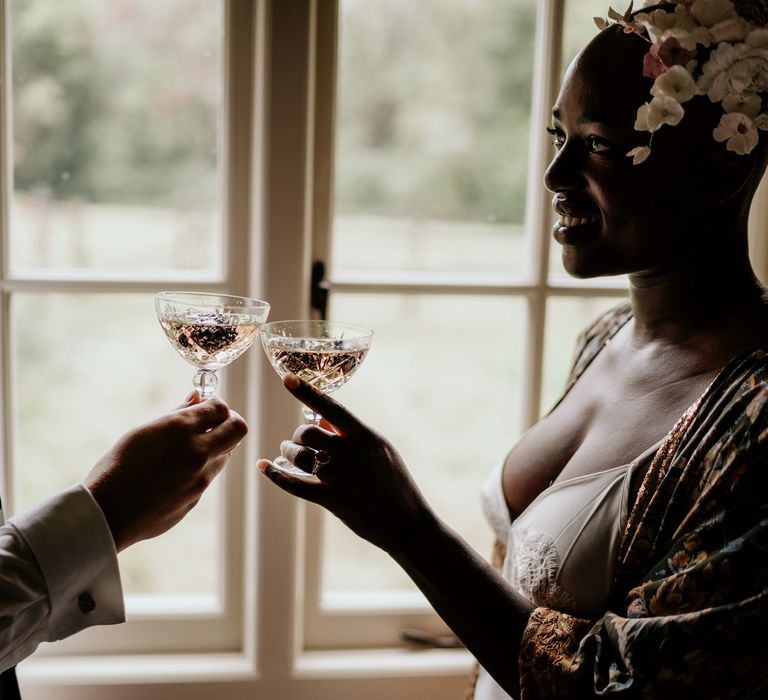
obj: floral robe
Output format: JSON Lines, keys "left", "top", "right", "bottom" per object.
{"left": 472, "top": 302, "right": 768, "bottom": 699}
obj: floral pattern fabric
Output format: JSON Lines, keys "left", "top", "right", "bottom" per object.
{"left": 513, "top": 302, "right": 768, "bottom": 698}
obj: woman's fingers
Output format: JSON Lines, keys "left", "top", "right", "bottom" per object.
{"left": 257, "top": 459, "right": 323, "bottom": 501}
{"left": 279, "top": 440, "right": 316, "bottom": 472}
{"left": 282, "top": 374, "right": 364, "bottom": 435}
{"left": 292, "top": 423, "right": 340, "bottom": 451}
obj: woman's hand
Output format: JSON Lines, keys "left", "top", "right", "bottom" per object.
{"left": 261, "top": 375, "right": 533, "bottom": 694}
{"left": 258, "top": 374, "right": 435, "bottom": 555}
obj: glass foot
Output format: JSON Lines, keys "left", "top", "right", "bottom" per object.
{"left": 273, "top": 455, "right": 313, "bottom": 477}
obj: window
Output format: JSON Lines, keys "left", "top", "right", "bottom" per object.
{"left": 2, "top": 1, "right": 767, "bottom": 699}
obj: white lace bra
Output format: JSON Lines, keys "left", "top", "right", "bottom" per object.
{"left": 474, "top": 442, "right": 661, "bottom": 700}
{"left": 481, "top": 439, "right": 661, "bottom": 617}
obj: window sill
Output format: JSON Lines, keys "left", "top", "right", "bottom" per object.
{"left": 294, "top": 647, "right": 474, "bottom": 679}
{"left": 17, "top": 653, "right": 258, "bottom": 686}
{"left": 17, "top": 647, "right": 474, "bottom": 686}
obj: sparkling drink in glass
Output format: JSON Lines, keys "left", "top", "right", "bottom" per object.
{"left": 155, "top": 291, "right": 270, "bottom": 398}
{"left": 260, "top": 319, "right": 373, "bottom": 472}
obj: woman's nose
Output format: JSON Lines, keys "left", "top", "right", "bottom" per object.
{"left": 543, "top": 142, "right": 583, "bottom": 194}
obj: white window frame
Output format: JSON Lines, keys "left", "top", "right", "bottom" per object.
{"left": 1, "top": 1, "right": 767, "bottom": 698}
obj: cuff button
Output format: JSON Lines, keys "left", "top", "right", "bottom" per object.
{"left": 78, "top": 592, "right": 96, "bottom": 614}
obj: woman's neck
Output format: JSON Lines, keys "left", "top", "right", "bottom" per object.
{"left": 627, "top": 233, "right": 767, "bottom": 347}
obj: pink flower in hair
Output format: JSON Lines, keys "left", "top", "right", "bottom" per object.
{"left": 643, "top": 50, "right": 667, "bottom": 78}
{"left": 643, "top": 37, "right": 698, "bottom": 80}
{"left": 655, "top": 37, "right": 697, "bottom": 68}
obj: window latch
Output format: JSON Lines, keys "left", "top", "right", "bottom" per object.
{"left": 311, "top": 260, "right": 329, "bottom": 319}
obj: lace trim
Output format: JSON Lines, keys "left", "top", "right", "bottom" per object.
{"left": 507, "top": 527, "right": 579, "bottom": 612}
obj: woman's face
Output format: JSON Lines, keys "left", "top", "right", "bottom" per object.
{"left": 544, "top": 28, "right": 726, "bottom": 279}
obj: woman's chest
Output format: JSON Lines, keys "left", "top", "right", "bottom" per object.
{"left": 502, "top": 348, "right": 718, "bottom": 518}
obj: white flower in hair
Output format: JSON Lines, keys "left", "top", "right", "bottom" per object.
{"left": 722, "top": 92, "right": 762, "bottom": 116}
{"left": 698, "top": 40, "right": 768, "bottom": 102}
{"left": 690, "top": 0, "right": 738, "bottom": 27}
{"left": 709, "top": 17, "right": 751, "bottom": 42}
{"left": 713, "top": 111, "right": 759, "bottom": 152}
{"left": 596, "top": 0, "right": 768, "bottom": 162}
{"left": 651, "top": 64, "right": 697, "bottom": 101}
{"left": 635, "top": 95, "right": 685, "bottom": 131}
{"left": 637, "top": 8, "right": 711, "bottom": 49}
{"left": 747, "top": 28, "right": 768, "bottom": 48}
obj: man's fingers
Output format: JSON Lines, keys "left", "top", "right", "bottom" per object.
{"left": 181, "top": 396, "right": 233, "bottom": 432}
{"left": 283, "top": 374, "right": 364, "bottom": 435}
{"left": 200, "top": 410, "right": 248, "bottom": 453}
{"left": 175, "top": 390, "right": 202, "bottom": 410}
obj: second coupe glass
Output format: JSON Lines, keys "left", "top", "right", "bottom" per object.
{"left": 260, "top": 319, "right": 373, "bottom": 473}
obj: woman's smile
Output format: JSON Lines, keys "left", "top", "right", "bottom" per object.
{"left": 553, "top": 216, "right": 601, "bottom": 244}
{"left": 552, "top": 197, "right": 601, "bottom": 244}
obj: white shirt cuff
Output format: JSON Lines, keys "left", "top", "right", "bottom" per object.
{"left": 9, "top": 484, "right": 125, "bottom": 641}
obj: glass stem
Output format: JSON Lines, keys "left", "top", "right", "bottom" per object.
{"left": 302, "top": 406, "right": 323, "bottom": 426}
{"left": 193, "top": 369, "right": 218, "bottom": 398}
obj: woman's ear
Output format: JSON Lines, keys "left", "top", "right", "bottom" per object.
{"left": 693, "top": 149, "right": 757, "bottom": 208}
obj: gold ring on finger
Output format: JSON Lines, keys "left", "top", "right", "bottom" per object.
{"left": 312, "top": 449, "right": 331, "bottom": 476}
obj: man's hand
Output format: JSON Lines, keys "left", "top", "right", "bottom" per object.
{"left": 84, "top": 392, "right": 248, "bottom": 551}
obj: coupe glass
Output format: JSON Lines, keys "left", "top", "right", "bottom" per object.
{"left": 155, "top": 291, "right": 270, "bottom": 398}
{"left": 260, "top": 319, "right": 373, "bottom": 473}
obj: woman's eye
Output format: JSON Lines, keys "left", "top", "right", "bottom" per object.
{"left": 546, "top": 129, "right": 616, "bottom": 156}
{"left": 546, "top": 127, "right": 564, "bottom": 148}
{"left": 586, "top": 136, "right": 613, "bottom": 154}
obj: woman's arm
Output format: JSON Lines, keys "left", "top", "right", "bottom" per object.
{"left": 258, "top": 374, "right": 534, "bottom": 694}
{"left": 391, "top": 517, "right": 534, "bottom": 692}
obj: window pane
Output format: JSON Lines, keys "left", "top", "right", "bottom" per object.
{"left": 322, "top": 293, "right": 526, "bottom": 593}
{"left": 562, "top": 0, "right": 612, "bottom": 73}
{"left": 9, "top": 0, "right": 224, "bottom": 274}
{"left": 541, "top": 296, "right": 627, "bottom": 414}
{"left": 332, "top": 0, "right": 537, "bottom": 278}
{"left": 12, "top": 293, "right": 221, "bottom": 598}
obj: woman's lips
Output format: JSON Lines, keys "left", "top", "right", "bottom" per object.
{"left": 551, "top": 196, "right": 601, "bottom": 243}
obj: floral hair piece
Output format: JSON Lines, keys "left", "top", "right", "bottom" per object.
{"left": 595, "top": 0, "right": 768, "bottom": 164}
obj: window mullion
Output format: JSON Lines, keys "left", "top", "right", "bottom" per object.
{"left": 521, "top": 0, "right": 565, "bottom": 430}
{"left": 309, "top": 0, "right": 338, "bottom": 297}
{"left": 257, "top": 0, "right": 318, "bottom": 682}
{"left": 226, "top": 0, "right": 256, "bottom": 294}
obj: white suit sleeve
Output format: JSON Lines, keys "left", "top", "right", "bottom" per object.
{"left": 0, "top": 484, "right": 124, "bottom": 672}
